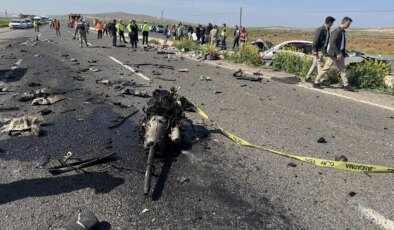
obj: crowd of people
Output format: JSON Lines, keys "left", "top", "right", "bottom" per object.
{"left": 46, "top": 15, "right": 357, "bottom": 91}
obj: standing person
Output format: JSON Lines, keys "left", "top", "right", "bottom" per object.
{"left": 240, "top": 27, "right": 247, "bottom": 47}
{"left": 206, "top": 23, "right": 213, "bottom": 43}
{"left": 110, "top": 19, "right": 117, "bottom": 46}
{"left": 313, "top": 17, "right": 356, "bottom": 91}
{"left": 73, "top": 19, "right": 88, "bottom": 48}
{"left": 53, "top": 19, "right": 61, "bottom": 36}
{"left": 128, "top": 19, "right": 139, "bottom": 49}
{"left": 96, "top": 20, "right": 103, "bottom": 39}
{"left": 103, "top": 22, "right": 109, "bottom": 36}
{"left": 232, "top": 25, "right": 240, "bottom": 49}
{"left": 33, "top": 19, "right": 39, "bottom": 32}
{"left": 209, "top": 25, "right": 219, "bottom": 48}
{"left": 305, "top": 16, "right": 335, "bottom": 82}
{"left": 142, "top": 20, "right": 150, "bottom": 45}
{"left": 201, "top": 25, "right": 206, "bottom": 44}
{"left": 196, "top": 24, "right": 201, "bottom": 43}
{"left": 221, "top": 23, "right": 227, "bottom": 50}
{"left": 170, "top": 24, "right": 177, "bottom": 41}
{"left": 188, "top": 25, "right": 194, "bottom": 40}
{"left": 116, "top": 19, "right": 127, "bottom": 43}
{"left": 163, "top": 25, "right": 170, "bottom": 45}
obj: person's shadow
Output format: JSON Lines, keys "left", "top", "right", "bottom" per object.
{"left": 0, "top": 172, "right": 124, "bottom": 205}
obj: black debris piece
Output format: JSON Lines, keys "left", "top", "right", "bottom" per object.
{"left": 39, "top": 108, "right": 52, "bottom": 116}
{"left": 348, "top": 192, "right": 357, "bottom": 197}
{"left": 317, "top": 137, "right": 327, "bottom": 143}
{"left": 287, "top": 162, "right": 297, "bottom": 167}
{"left": 122, "top": 89, "right": 150, "bottom": 98}
{"left": 35, "top": 155, "right": 51, "bottom": 168}
{"left": 334, "top": 155, "right": 348, "bottom": 162}
{"left": 233, "top": 69, "right": 262, "bottom": 82}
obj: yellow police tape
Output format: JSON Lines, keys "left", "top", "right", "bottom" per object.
{"left": 188, "top": 99, "right": 394, "bottom": 173}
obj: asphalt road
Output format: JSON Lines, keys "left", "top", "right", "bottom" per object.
{"left": 0, "top": 24, "right": 393, "bottom": 230}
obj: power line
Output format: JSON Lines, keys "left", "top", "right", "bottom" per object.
{"left": 191, "top": 12, "right": 238, "bottom": 17}
{"left": 251, "top": 9, "right": 394, "bottom": 14}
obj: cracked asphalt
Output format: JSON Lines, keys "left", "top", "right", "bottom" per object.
{"left": 0, "top": 24, "right": 393, "bottom": 230}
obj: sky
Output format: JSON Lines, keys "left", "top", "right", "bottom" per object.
{"left": 1, "top": 0, "right": 394, "bottom": 28}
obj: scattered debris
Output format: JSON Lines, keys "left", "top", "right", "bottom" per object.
{"left": 134, "top": 63, "right": 175, "bottom": 70}
{"left": 177, "top": 176, "right": 190, "bottom": 184}
{"left": 0, "top": 107, "right": 19, "bottom": 112}
{"left": 334, "top": 155, "right": 348, "bottom": 162}
{"left": 70, "top": 58, "right": 78, "bottom": 62}
{"left": 287, "top": 162, "right": 297, "bottom": 167}
{"left": 89, "top": 68, "right": 100, "bottom": 72}
{"left": 28, "top": 82, "right": 41, "bottom": 87}
{"left": 34, "top": 54, "right": 41, "bottom": 58}
{"left": 112, "top": 102, "right": 132, "bottom": 108}
{"left": 348, "top": 191, "right": 357, "bottom": 197}
{"left": 31, "top": 95, "right": 66, "bottom": 106}
{"left": 18, "top": 89, "right": 48, "bottom": 102}
{"left": 200, "top": 75, "right": 212, "bottom": 81}
{"left": 73, "top": 76, "right": 85, "bottom": 81}
{"left": 178, "top": 68, "right": 190, "bottom": 72}
{"left": 156, "top": 77, "right": 176, "bottom": 81}
{"left": 61, "top": 210, "right": 99, "bottom": 230}
{"left": 0, "top": 115, "right": 43, "bottom": 136}
{"left": 157, "top": 51, "right": 176, "bottom": 55}
{"left": 39, "top": 108, "right": 52, "bottom": 115}
{"left": 214, "top": 91, "right": 223, "bottom": 94}
{"left": 60, "top": 108, "right": 76, "bottom": 114}
{"left": 317, "top": 137, "right": 327, "bottom": 143}
{"left": 204, "top": 51, "right": 222, "bottom": 60}
{"left": 43, "top": 39, "right": 54, "bottom": 43}
{"left": 142, "top": 208, "right": 150, "bottom": 214}
{"left": 122, "top": 89, "right": 150, "bottom": 98}
{"left": 95, "top": 79, "right": 111, "bottom": 85}
{"left": 253, "top": 71, "right": 263, "bottom": 76}
{"left": 87, "top": 59, "right": 98, "bottom": 63}
{"left": 48, "top": 153, "right": 117, "bottom": 175}
{"left": 233, "top": 69, "right": 262, "bottom": 82}
{"left": 108, "top": 110, "right": 139, "bottom": 129}
{"left": 35, "top": 155, "right": 51, "bottom": 168}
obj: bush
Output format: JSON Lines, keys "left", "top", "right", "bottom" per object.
{"left": 225, "top": 45, "right": 263, "bottom": 67}
{"left": 173, "top": 38, "right": 199, "bottom": 51}
{"left": 149, "top": 39, "right": 161, "bottom": 45}
{"left": 201, "top": 44, "right": 216, "bottom": 54}
{"left": 272, "top": 51, "right": 313, "bottom": 77}
{"left": 348, "top": 59, "right": 391, "bottom": 89}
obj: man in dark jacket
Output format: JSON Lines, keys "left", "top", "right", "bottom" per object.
{"left": 305, "top": 16, "right": 335, "bottom": 82}
{"left": 314, "top": 17, "right": 356, "bottom": 91}
{"left": 110, "top": 19, "right": 117, "bottom": 46}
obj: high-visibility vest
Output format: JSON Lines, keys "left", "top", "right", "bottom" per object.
{"left": 96, "top": 23, "right": 103, "bottom": 31}
{"left": 127, "top": 24, "right": 131, "bottom": 32}
{"left": 54, "top": 20, "right": 60, "bottom": 29}
{"left": 143, "top": 23, "right": 150, "bottom": 32}
{"left": 116, "top": 23, "right": 124, "bottom": 32}
{"left": 221, "top": 28, "right": 227, "bottom": 37}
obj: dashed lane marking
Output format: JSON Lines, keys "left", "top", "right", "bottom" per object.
{"left": 358, "top": 206, "right": 394, "bottom": 230}
{"left": 109, "top": 56, "right": 151, "bottom": 81}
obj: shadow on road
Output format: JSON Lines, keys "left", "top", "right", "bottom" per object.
{"left": 0, "top": 172, "right": 124, "bottom": 205}
{"left": 0, "top": 68, "right": 28, "bottom": 82}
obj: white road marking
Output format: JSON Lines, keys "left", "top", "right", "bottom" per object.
{"left": 298, "top": 84, "right": 394, "bottom": 112}
{"left": 358, "top": 206, "right": 394, "bottom": 230}
{"left": 109, "top": 56, "right": 151, "bottom": 81}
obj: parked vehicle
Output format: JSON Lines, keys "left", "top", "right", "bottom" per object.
{"left": 156, "top": 25, "right": 164, "bottom": 33}
{"left": 23, "top": 18, "right": 33, "bottom": 28}
{"left": 259, "top": 40, "right": 313, "bottom": 65}
{"left": 9, "top": 19, "right": 28, "bottom": 29}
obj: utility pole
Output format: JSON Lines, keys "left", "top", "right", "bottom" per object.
{"left": 240, "top": 7, "right": 242, "bottom": 27}
{"left": 5, "top": 10, "right": 8, "bottom": 17}
{"left": 161, "top": 10, "right": 163, "bottom": 24}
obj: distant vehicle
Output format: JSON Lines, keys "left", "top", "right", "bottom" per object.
{"left": 23, "top": 18, "right": 33, "bottom": 28}
{"left": 40, "top": 16, "right": 49, "bottom": 24}
{"left": 9, "top": 19, "right": 28, "bottom": 29}
{"left": 259, "top": 40, "right": 313, "bottom": 65}
{"left": 156, "top": 25, "right": 164, "bottom": 33}
{"left": 68, "top": 13, "right": 81, "bottom": 28}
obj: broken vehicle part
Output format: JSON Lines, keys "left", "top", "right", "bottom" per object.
{"left": 108, "top": 110, "right": 139, "bottom": 129}
{"left": 60, "top": 210, "right": 99, "bottom": 230}
{"left": 233, "top": 69, "right": 262, "bottom": 82}
{"left": 0, "top": 115, "right": 43, "bottom": 136}
{"left": 31, "top": 95, "right": 66, "bottom": 105}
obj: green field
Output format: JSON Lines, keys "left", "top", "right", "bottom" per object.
{"left": 0, "top": 18, "right": 12, "bottom": 28}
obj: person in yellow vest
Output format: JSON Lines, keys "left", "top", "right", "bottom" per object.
{"left": 221, "top": 23, "right": 227, "bottom": 50}
{"left": 142, "top": 20, "right": 150, "bottom": 45}
{"left": 127, "top": 19, "right": 139, "bottom": 50}
{"left": 116, "top": 19, "right": 127, "bottom": 43}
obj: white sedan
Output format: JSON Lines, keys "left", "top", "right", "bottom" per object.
{"left": 9, "top": 19, "right": 28, "bottom": 29}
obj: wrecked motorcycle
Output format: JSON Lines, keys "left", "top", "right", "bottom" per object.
{"left": 141, "top": 89, "right": 184, "bottom": 195}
